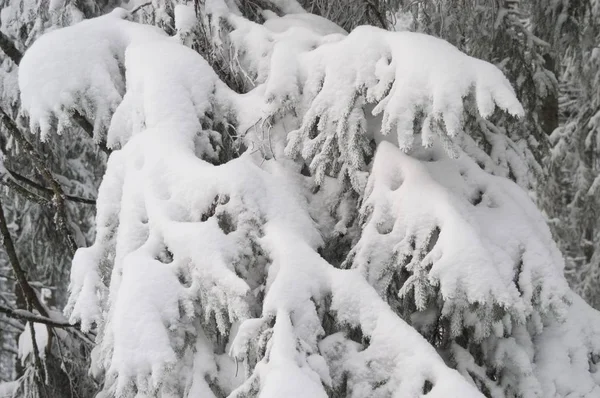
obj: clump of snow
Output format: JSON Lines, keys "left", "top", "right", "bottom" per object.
{"left": 18, "top": 323, "right": 48, "bottom": 365}
{"left": 216, "top": 10, "right": 524, "bottom": 193}
{"left": 350, "top": 140, "right": 567, "bottom": 323}
{"left": 284, "top": 27, "right": 524, "bottom": 191}
{"left": 174, "top": 3, "right": 198, "bottom": 47}
{"left": 174, "top": 4, "right": 197, "bottom": 34}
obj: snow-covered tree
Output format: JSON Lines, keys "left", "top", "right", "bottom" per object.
{"left": 3, "top": 0, "right": 600, "bottom": 397}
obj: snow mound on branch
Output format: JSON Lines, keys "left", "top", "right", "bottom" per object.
{"left": 174, "top": 4, "right": 197, "bottom": 34}
{"left": 324, "top": 268, "right": 483, "bottom": 398}
{"left": 18, "top": 9, "right": 166, "bottom": 140}
{"left": 107, "top": 39, "right": 233, "bottom": 153}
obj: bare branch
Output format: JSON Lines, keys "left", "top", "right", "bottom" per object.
{"left": 1, "top": 176, "right": 51, "bottom": 205}
{"left": 6, "top": 167, "right": 96, "bottom": 205}
{"left": 131, "top": 1, "right": 153, "bottom": 15}
{"left": 0, "top": 30, "right": 22, "bottom": 65}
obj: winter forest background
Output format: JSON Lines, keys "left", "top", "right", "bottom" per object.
{"left": 0, "top": 0, "right": 599, "bottom": 397}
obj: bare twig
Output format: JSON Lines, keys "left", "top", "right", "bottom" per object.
{"left": 131, "top": 1, "right": 152, "bottom": 14}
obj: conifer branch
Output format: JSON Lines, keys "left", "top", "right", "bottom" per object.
{"left": 0, "top": 107, "right": 78, "bottom": 255}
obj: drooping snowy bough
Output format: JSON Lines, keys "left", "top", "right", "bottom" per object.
{"left": 17, "top": 2, "right": 600, "bottom": 398}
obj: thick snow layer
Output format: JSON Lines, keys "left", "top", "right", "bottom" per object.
{"left": 347, "top": 141, "right": 600, "bottom": 396}
{"left": 284, "top": 27, "right": 524, "bottom": 159}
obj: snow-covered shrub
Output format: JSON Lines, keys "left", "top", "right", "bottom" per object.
{"left": 16, "top": 1, "right": 600, "bottom": 397}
